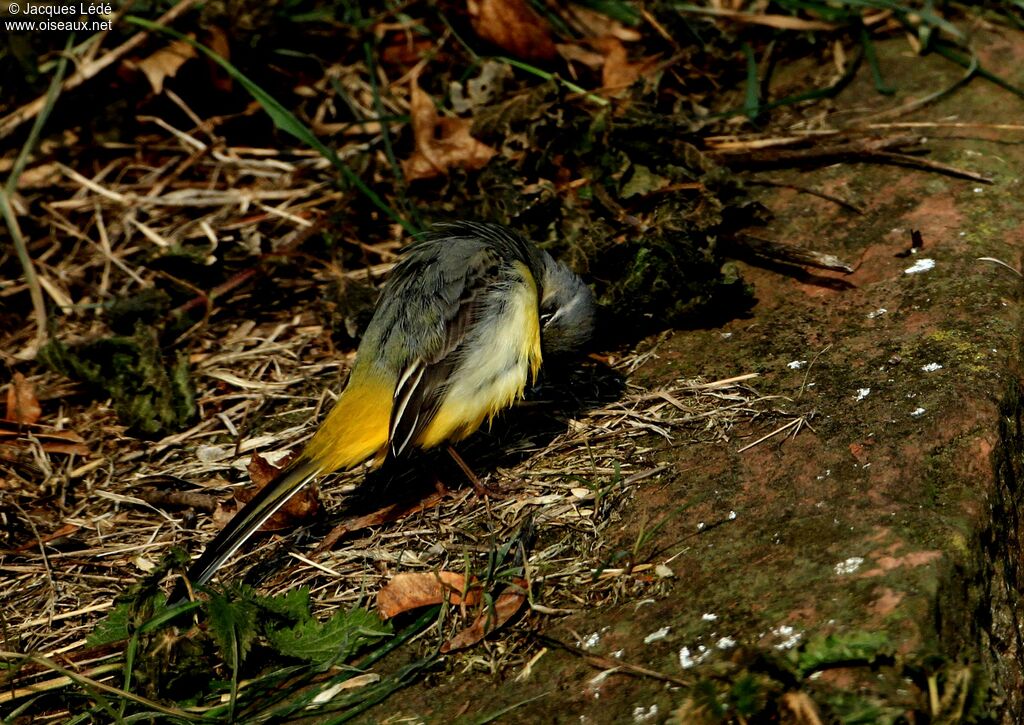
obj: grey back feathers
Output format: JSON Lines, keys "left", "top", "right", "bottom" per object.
{"left": 383, "top": 221, "right": 595, "bottom": 359}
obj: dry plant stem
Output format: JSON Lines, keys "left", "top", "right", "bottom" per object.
{"left": 714, "top": 136, "right": 992, "bottom": 183}
{"left": 0, "top": 0, "right": 203, "bottom": 140}
{"left": 747, "top": 178, "right": 865, "bottom": 214}
{"left": 534, "top": 634, "right": 690, "bottom": 687}
{"left": 731, "top": 233, "right": 854, "bottom": 273}
{"left": 0, "top": 191, "right": 47, "bottom": 359}
{"left": 710, "top": 134, "right": 923, "bottom": 159}
{"left": 0, "top": 651, "right": 199, "bottom": 721}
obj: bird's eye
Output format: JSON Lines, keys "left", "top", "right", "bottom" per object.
{"left": 540, "top": 311, "right": 555, "bottom": 326}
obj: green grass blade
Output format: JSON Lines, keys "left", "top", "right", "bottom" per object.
{"left": 742, "top": 42, "right": 761, "bottom": 119}
{"left": 498, "top": 56, "right": 610, "bottom": 106}
{"left": 859, "top": 23, "right": 895, "bottom": 95}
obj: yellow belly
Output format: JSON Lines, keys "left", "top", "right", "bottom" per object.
{"left": 415, "top": 262, "right": 541, "bottom": 448}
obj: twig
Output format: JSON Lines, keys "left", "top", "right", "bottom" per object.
{"left": 534, "top": 634, "right": 690, "bottom": 686}
{"left": 716, "top": 135, "right": 992, "bottom": 184}
{"left": 737, "top": 417, "right": 805, "bottom": 452}
{"left": 748, "top": 179, "right": 865, "bottom": 214}
{"left": 731, "top": 233, "right": 853, "bottom": 273}
{"left": 977, "top": 257, "right": 1023, "bottom": 278}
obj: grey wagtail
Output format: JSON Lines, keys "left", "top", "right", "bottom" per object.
{"left": 172, "top": 221, "right": 594, "bottom": 601}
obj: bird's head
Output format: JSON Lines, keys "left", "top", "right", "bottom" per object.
{"left": 539, "top": 253, "right": 595, "bottom": 357}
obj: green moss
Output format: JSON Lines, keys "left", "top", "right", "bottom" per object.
{"left": 39, "top": 321, "right": 196, "bottom": 437}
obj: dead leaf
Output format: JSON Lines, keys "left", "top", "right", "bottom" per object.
{"left": 5, "top": 373, "right": 41, "bottom": 425}
{"left": 213, "top": 452, "right": 320, "bottom": 532}
{"left": 556, "top": 43, "right": 606, "bottom": 71}
{"left": 849, "top": 442, "right": 870, "bottom": 465}
{"left": 13, "top": 522, "right": 80, "bottom": 552}
{"left": 593, "top": 37, "right": 660, "bottom": 92}
{"left": 564, "top": 5, "right": 642, "bottom": 42}
{"left": 204, "top": 27, "right": 234, "bottom": 94}
{"left": 0, "top": 421, "right": 89, "bottom": 456}
{"left": 247, "top": 450, "right": 294, "bottom": 488}
{"left": 467, "top": 0, "right": 557, "bottom": 62}
{"left": 402, "top": 77, "right": 497, "bottom": 181}
{"left": 134, "top": 38, "right": 196, "bottom": 95}
{"left": 441, "top": 577, "right": 528, "bottom": 652}
{"left": 376, "top": 572, "right": 482, "bottom": 618}
{"left": 314, "top": 491, "right": 447, "bottom": 553}
{"left": 39, "top": 432, "right": 91, "bottom": 456}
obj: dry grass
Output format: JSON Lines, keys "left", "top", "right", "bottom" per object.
{"left": 0, "top": 17, "right": 796, "bottom": 711}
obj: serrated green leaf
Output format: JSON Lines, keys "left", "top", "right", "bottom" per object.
{"left": 795, "top": 630, "right": 892, "bottom": 676}
{"left": 208, "top": 590, "right": 259, "bottom": 671}
{"left": 256, "top": 586, "right": 314, "bottom": 624}
{"left": 86, "top": 603, "right": 132, "bottom": 646}
{"left": 267, "top": 607, "right": 391, "bottom": 669}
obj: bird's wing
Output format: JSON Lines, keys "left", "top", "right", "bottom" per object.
{"left": 387, "top": 246, "right": 504, "bottom": 457}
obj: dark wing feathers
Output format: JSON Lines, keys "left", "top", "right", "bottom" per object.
{"left": 387, "top": 247, "right": 503, "bottom": 457}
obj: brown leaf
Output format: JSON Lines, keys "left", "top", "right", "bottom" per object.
{"left": 593, "top": 37, "right": 661, "bottom": 92}
{"left": 13, "top": 523, "right": 80, "bottom": 553}
{"left": 247, "top": 451, "right": 292, "bottom": 488}
{"left": 0, "top": 420, "right": 90, "bottom": 456}
{"left": 441, "top": 577, "right": 528, "bottom": 652}
{"left": 848, "top": 441, "right": 870, "bottom": 465}
{"left": 377, "top": 572, "right": 482, "bottom": 619}
{"left": 467, "top": 0, "right": 557, "bottom": 62}
{"left": 556, "top": 43, "right": 606, "bottom": 71}
{"left": 204, "top": 27, "right": 234, "bottom": 94}
{"left": 134, "top": 38, "right": 196, "bottom": 95}
{"left": 314, "top": 491, "right": 447, "bottom": 553}
{"left": 564, "top": 5, "right": 642, "bottom": 42}
{"left": 5, "top": 373, "right": 41, "bottom": 425}
{"left": 40, "top": 439, "right": 91, "bottom": 456}
{"left": 403, "top": 78, "right": 497, "bottom": 182}
{"left": 215, "top": 452, "right": 319, "bottom": 532}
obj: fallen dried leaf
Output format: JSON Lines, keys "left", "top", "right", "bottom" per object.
{"left": 441, "top": 577, "right": 528, "bottom": 652}
{"left": 133, "top": 38, "right": 197, "bottom": 95}
{"left": 0, "top": 422, "right": 90, "bottom": 456}
{"left": 5, "top": 373, "right": 41, "bottom": 425}
{"left": 467, "top": 0, "right": 557, "bottom": 61}
{"left": 314, "top": 491, "right": 447, "bottom": 553}
{"left": 247, "top": 450, "right": 292, "bottom": 488}
{"left": 213, "top": 452, "right": 320, "bottom": 532}
{"left": 564, "top": 4, "right": 642, "bottom": 42}
{"left": 203, "top": 27, "right": 233, "bottom": 94}
{"left": 13, "top": 522, "right": 81, "bottom": 552}
{"left": 403, "top": 78, "right": 497, "bottom": 181}
{"left": 556, "top": 43, "right": 606, "bottom": 71}
{"left": 594, "top": 37, "right": 660, "bottom": 92}
{"left": 376, "top": 571, "right": 482, "bottom": 618}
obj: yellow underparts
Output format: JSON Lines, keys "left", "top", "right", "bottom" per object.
{"left": 416, "top": 261, "right": 542, "bottom": 448}
{"left": 304, "top": 368, "right": 392, "bottom": 474}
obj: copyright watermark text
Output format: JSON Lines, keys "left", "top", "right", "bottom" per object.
{"left": 5, "top": 2, "right": 113, "bottom": 32}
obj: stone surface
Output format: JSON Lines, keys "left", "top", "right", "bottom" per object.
{"left": 367, "top": 32, "right": 1024, "bottom": 723}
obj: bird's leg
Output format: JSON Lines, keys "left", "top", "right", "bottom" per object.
{"left": 446, "top": 445, "right": 504, "bottom": 499}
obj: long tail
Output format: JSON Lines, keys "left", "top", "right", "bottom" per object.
{"left": 170, "top": 457, "right": 321, "bottom": 604}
